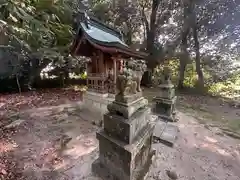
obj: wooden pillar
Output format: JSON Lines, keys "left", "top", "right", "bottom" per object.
{"left": 86, "top": 62, "right": 88, "bottom": 87}
{"left": 92, "top": 52, "right": 98, "bottom": 73}
{"left": 113, "top": 57, "right": 117, "bottom": 85}
{"left": 74, "top": 39, "right": 82, "bottom": 55}
{"left": 94, "top": 54, "right": 99, "bottom": 73}
{"left": 98, "top": 50, "right": 104, "bottom": 74}
{"left": 120, "top": 60, "right": 123, "bottom": 72}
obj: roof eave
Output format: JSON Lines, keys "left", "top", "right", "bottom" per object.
{"left": 82, "top": 32, "right": 148, "bottom": 59}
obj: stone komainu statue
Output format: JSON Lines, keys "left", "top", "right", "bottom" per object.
{"left": 116, "top": 60, "right": 147, "bottom": 96}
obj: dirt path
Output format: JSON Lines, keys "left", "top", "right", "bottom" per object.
{"left": 1, "top": 90, "right": 240, "bottom": 180}
{"left": 143, "top": 88, "right": 240, "bottom": 137}
{"left": 149, "top": 112, "right": 240, "bottom": 180}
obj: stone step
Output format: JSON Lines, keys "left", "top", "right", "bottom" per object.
{"left": 153, "top": 121, "right": 179, "bottom": 147}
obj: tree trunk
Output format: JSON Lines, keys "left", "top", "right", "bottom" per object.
{"left": 126, "top": 31, "right": 132, "bottom": 46}
{"left": 178, "top": 0, "right": 193, "bottom": 90}
{"left": 141, "top": 69, "right": 153, "bottom": 87}
{"left": 178, "top": 25, "right": 189, "bottom": 90}
{"left": 178, "top": 61, "right": 186, "bottom": 89}
{"left": 16, "top": 74, "right": 21, "bottom": 94}
{"left": 193, "top": 25, "right": 204, "bottom": 88}
{"left": 27, "top": 57, "right": 51, "bottom": 89}
{"left": 142, "top": 0, "right": 160, "bottom": 86}
{"left": 146, "top": 0, "right": 159, "bottom": 53}
{"left": 64, "top": 58, "right": 70, "bottom": 85}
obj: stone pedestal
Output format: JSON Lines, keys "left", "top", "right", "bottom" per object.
{"left": 153, "top": 84, "right": 177, "bottom": 122}
{"left": 81, "top": 91, "right": 114, "bottom": 125}
{"left": 83, "top": 91, "right": 114, "bottom": 112}
{"left": 92, "top": 92, "right": 155, "bottom": 180}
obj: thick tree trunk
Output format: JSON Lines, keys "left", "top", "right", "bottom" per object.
{"left": 142, "top": 0, "right": 160, "bottom": 86}
{"left": 193, "top": 26, "right": 204, "bottom": 88}
{"left": 125, "top": 31, "right": 132, "bottom": 46}
{"left": 177, "top": 0, "right": 194, "bottom": 90}
{"left": 178, "top": 24, "right": 189, "bottom": 90}
{"left": 146, "top": 0, "right": 159, "bottom": 53}
{"left": 178, "top": 61, "right": 187, "bottom": 89}
{"left": 141, "top": 69, "right": 153, "bottom": 87}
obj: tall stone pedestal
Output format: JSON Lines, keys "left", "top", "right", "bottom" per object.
{"left": 92, "top": 92, "right": 155, "bottom": 180}
{"left": 153, "top": 84, "right": 177, "bottom": 122}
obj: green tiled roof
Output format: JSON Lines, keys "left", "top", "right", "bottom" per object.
{"left": 73, "top": 12, "right": 148, "bottom": 59}
{"left": 80, "top": 22, "right": 128, "bottom": 47}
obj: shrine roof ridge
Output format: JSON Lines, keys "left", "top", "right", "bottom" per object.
{"left": 77, "top": 11, "right": 123, "bottom": 40}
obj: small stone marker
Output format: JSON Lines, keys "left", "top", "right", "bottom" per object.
{"left": 92, "top": 61, "right": 155, "bottom": 180}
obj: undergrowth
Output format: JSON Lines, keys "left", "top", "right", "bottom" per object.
{"left": 153, "top": 60, "right": 240, "bottom": 99}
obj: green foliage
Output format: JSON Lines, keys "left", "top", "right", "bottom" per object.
{"left": 208, "top": 72, "right": 240, "bottom": 98}
{"left": 80, "top": 72, "right": 87, "bottom": 80}
{"left": 69, "top": 72, "right": 87, "bottom": 80}
{"left": 153, "top": 60, "right": 240, "bottom": 99}
{"left": 0, "top": 0, "right": 76, "bottom": 57}
{"left": 0, "top": 0, "right": 85, "bottom": 87}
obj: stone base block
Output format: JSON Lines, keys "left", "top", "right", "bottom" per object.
{"left": 115, "top": 92, "right": 143, "bottom": 104}
{"left": 158, "top": 84, "right": 175, "bottom": 99}
{"left": 153, "top": 96, "right": 177, "bottom": 105}
{"left": 83, "top": 91, "right": 114, "bottom": 112}
{"left": 107, "top": 97, "right": 148, "bottom": 119}
{"left": 81, "top": 91, "right": 114, "bottom": 125}
{"left": 104, "top": 107, "right": 151, "bottom": 144}
{"left": 92, "top": 151, "right": 155, "bottom": 180}
{"left": 152, "top": 96, "right": 177, "bottom": 122}
{"left": 94, "top": 124, "right": 155, "bottom": 180}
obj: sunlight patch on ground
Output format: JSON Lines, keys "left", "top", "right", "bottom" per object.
{"left": 53, "top": 135, "right": 98, "bottom": 171}
{"left": 205, "top": 136, "right": 218, "bottom": 143}
{"left": 53, "top": 159, "right": 69, "bottom": 171}
{"left": 63, "top": 136, "right": 97, "bottom": 159}
{"left": 0, "top": 140, "right": 18, "bottom": 154}
{"left": 217, "top": 149, "right": 231, "bottom": 156}
{"left": 0, "top": 102, "right": 5, "bottom": 108}
{"left": 200, "top": 143, "right": 231, "bottom": 157}
{"left": 178, "top": 123, "right": 185, "bottom": 129}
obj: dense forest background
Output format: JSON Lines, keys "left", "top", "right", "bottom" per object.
{"left": 0, "top": 0, "right": 239, "bottom": 99}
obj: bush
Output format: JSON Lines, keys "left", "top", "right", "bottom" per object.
{"left": 153, "top": 60, "right": 240, "bottom": 99}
